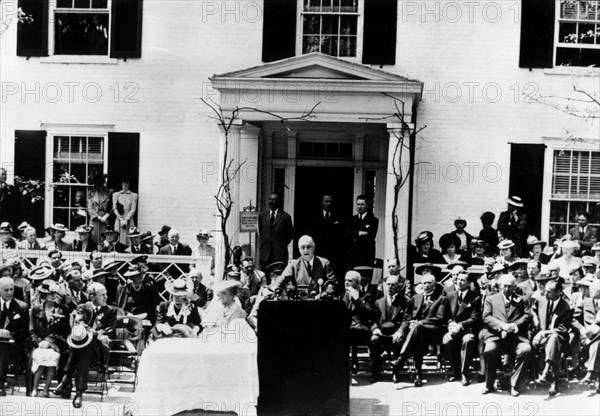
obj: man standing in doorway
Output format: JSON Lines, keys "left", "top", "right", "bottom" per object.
{"left": 311, "top": 194, "right": 346, "bottom": 285}
{"left": 346, "top": 194, "right": 379, "bottom": 269}
{"left": 258, "top": 192, "right": 294, "bottom": 272}
{"left": 0, "top": 168, "right": 22, "bottom": 227}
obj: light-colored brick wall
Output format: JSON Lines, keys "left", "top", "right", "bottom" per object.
{"left": 1, "top": 1, "right": 598, "bottom": 253}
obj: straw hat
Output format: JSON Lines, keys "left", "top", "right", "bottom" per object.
{"left": 507, "top": 196, "right": 524, "bottom": 207}
{"left": 28, "top": 265, "right": 55, "bottom": 281}
{"left": 67, "top": 324, "right": 93, "bottom": 349}
{"left": 165, "top": 278, "right": 190, "bottom": 296}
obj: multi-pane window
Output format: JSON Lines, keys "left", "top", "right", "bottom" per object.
{"left": 52, "top": 135, "right": 105, "bottom": 229}
{"left": 54, "top": 0, "right": 110, "bottom": 55}
{"left": 556, "top": 0, "right": 600, "bottom": 66}
{"left": 549, "top": 149, "right": 600, "bottom": 238}
{"left": 301, "top": 0, "right": 359, "bottom": 57}
{"left": 298, "top": 141, "right": 353, "bottom": 159}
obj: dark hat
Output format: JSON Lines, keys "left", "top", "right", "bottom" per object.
{"left": 196, "top": 229, "right": 213, "bottom": 239}
{"left": 140, "top": 231, "right": 155, "bottom": 242}
{"left": 157, "top": 225, "right": 171, "bottom": 236}
{"left": 130, "top": 255, "right": 148, "bottom": 265}
{"left": 91, "top": 270, "right": 111, "bottom": 281}
{"left": 102, "top": 260, "right": 125, "bottom": 272}
{"left": 439, "top": 233, "right": 461, "bottom": 250}
{"left": 380, "top": 322, "right": 398, "bottom": 337}
{"left": 123, "top": 265, "right": 143, "bottom": 278}
{"left": 480, "top": 211, "right": 495, "bottom": 223}
{"left": 101, "top": 226, "right": 119, "bottom": 237}
{"left": 415, "top": 263, "right": 441, "bottom": 276}
{"left": 266, "top": 261, "right": 286, "bottom": 275}
{"left": 526, "top": 236, "right": 547, "bottom": 249}
{"left": 91, "top": 173, "right": 108, "bottom": 185}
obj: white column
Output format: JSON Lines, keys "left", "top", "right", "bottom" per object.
{"left": 239, "top": 123, "right": 261, "bottom": 257}
{"left": 384, "top": 123, "right": 412, "bottom": 269}
{"left": 214, "top": 119, "right": 243, "bottom": 282}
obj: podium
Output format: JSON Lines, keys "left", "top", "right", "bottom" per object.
{"left": 257, "top": 301, "right": 349, "bottom": 416}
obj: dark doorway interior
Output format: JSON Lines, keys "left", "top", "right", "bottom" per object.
{"left": 293, "top": 166, "right": 354, "bottom": 258}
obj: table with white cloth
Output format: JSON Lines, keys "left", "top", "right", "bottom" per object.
{"left": 128, "top": 320, "right": 258, "bottom": 416}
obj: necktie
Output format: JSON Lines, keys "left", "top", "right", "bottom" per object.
{"left": 546, "top": 301, "right": 553, "bottom": 329}
{"left": 0, "top": 301, "right": 6, "bottom": 329}
{"left": 458, "top": 292, "right": 463, "bottom": 304}
{"left": 270, "top": 211, "right": 275, "bottom": 227}
{"left": 305, "top": 261, "right": 312, "bottom": 277}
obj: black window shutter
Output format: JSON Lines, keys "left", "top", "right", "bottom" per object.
{"left": 14, "top": 130, "right": 47, "bottom": 234}
{"left": 108, "top": 132, "right": 140, "bottom": 222}
{"left": 508, "top": 143, "right": 546, "bottom": 238}
{"left": 362, "top": 0, "right": 397, "bottom": 65}
{"left": 110, "top": 0, "right": 143, "bottom": 58}
{"left": 262, "top": 0, "right": 297, "bottom": 62}
{"left": 519, "top": 0, "right": 555, "bottom": 69}
{"left": 16, "top": 0, "right": 48, "bottom": 57}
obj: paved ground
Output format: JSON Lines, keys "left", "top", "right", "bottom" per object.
{"left": 1, "top": 372, "right": 599, "bottom": 415}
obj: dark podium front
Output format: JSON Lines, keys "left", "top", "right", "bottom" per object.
{"left": 257, "top": 301, "right": 350, "bottom": 416}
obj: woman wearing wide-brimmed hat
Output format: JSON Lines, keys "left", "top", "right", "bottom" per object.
{"left": 411, "top": 231, "right": 444, "bottom": 264}
{"left": 497, "top": 239, "right": 517, "bottom": 266}
{"left": 526, "top": 236, "right": 551, "bottom": 265}
{"left": 439, "top": 233, "right": 468, "bottom": 265}
{"left": 29, "top": 280, "right": 70, "bottom": 397}
{"left": 497, "top": 196, "right": 528, "bottom": 257}
{"left": 151, "top": 278, "right": 201, "bottom": 341}
{"left": 45, "top": 223, "right": 73, "bottom": 252}
{"left": 72, "top": 225, "right": 97, "bottom": 253}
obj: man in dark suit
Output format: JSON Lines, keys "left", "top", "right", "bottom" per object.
{"left": 569, "top": 211, "right": 599, "bottom": 257}
{"left": 62, "top": 270, "right": 89, "bottom": 312}
{"left": 392, "top": 273, "right": 446, "bottom": 386}
{"left": 258, "top": 192, "right": 294, "bottom": 272}
{"left": 343, "top": 270, "right": 376, "bottom": 375}
{"left": 369, "top": 275, "right": 407, "bottom": 382}
{"left": 188, "top": 268, "right": 213, "bottom": 309}
{"left": 281, "top": 235, "right": 335, "bottom": 297}
{"left": 0, "top": 277, "right": 31, "bottom": 396}
{"left": 99, "top": 227, "right": 128, "bottom": 253}
{"left": 442, "top": 271, "right": 482, "bottom": 386}
{"left": 0, "top": 168, "right": 22, "bottom": 227}
{"left": 310, "top": 194, "right": 346, "bottom": 285}
{"left": 481, "top": 274, "right": 532, "bottom": 396}
{"left": 158, "top": 228, "right": 193, "bottom": 278}
{"left": 54, "top": 282, "right": 117, "bottom": 408}
{"left": 127, "top": 227, "right": 153, "bottom": 254}
{"left": 572, "top": 279, "right": 600, "bottom": 385}
{"left": 346, "top": 195, "right": 378, "bottom": 269}
{"left": 532, "top": 281, "right": 572, "bottom": 394}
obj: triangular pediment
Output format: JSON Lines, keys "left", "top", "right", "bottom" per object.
{"left": 212, "top": 52, "right": 419, "bottom": 83}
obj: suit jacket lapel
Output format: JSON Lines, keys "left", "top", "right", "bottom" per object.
{"left": 456, "top": 292, "right": 468, "bottom": 316}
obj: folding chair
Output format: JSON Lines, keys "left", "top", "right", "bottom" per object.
{"left": 107, "top": 316, "right": 144, "bottom": 392}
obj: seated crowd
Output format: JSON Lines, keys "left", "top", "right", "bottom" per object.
{"left": 0, "top": 199, "right": 599, "bottom": 407}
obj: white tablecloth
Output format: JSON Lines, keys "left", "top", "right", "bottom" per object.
{"left": 130, "top": 320, "right": 258, "bottom": 416}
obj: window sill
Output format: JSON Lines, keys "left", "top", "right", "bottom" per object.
{"left": 544, "top": 66, "right": 600, "bottom": 77}
{"left": 39, "top": 55, "right": 118, "bottom": 65}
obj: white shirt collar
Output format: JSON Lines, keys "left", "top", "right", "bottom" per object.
{"left": 270, "top": 209, "right": 278, "bottom": 216}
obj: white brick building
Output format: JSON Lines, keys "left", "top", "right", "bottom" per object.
{"left": 1, "top": 0, "right": 598, "bottom": 272}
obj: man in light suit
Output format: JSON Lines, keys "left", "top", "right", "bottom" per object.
{"left": 441, "top": 270, "right": 482, "bottom": 386}
{"left": 0, "top": 277, "right": 31, "bottom": 396}
{"left": 281, "top": 235, "right": 335, "bottom": 297}
{"left": 17, "top": 226, "right": 45, "bottom": 250}
{"left": 369, "top": 275, "right": 407, "bottom": 383}
{"left": 346, "top": 194, "right": 378, "bottom": 269}
{"left": 158, "top": 229, "right": 192, "bottom": 278}
{"left": 572, "top": 279, "right": 600, "bottom": 386}
{"left": 481, "top": 274, "right": 532, "bottom": 396}
{"left": 258, "top": 192, "right": 293, "bottom": 272}
{"left": 532, "top": 281, "right": 572, "bottom": 395}
{"left": 54, "top": 282, "right": 117, "bottom": 408}
{"left": 569, "top": 211, "right": 599, "bottom": 257}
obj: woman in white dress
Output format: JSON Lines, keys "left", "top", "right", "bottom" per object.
{"left": 201, "top": 280, "right": 247, "bottom": 332}
{"left": 112, "top": 178, "right": 138, "bottom": 245}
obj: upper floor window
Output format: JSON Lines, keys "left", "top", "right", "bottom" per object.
{"left": 54, "top": 0, "right": 110, "bottom": 55}
{"left": 556, "top": 0, "right": 600, "bottom": 66}
{"left": 299, "top": 0, "right": 361, "bottom": 58}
